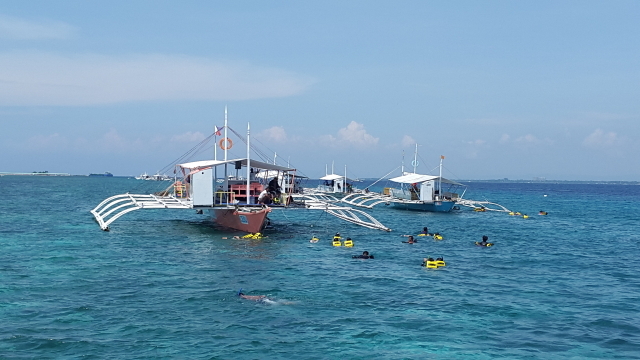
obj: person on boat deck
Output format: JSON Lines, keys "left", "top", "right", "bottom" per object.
{"left": 258, "top": 188, "right": 273, "bottom": 205}
{"left": 268, "top": 177, "right": 281, "bottom": 195}
{"left": 352, "top": 251, "right": 374, "bottom": 259}
{"left": 478, "top": 235, "right": 490, "bottom": 246}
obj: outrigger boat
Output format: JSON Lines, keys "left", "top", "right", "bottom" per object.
{"left": 313, "top": 163, "right": 356, "bottom": 194}
{"left": 342, "top": 145, "right": 510, "bottom": 213}
{"left": 91, "top": 109, "right": 391, "bottom": 233}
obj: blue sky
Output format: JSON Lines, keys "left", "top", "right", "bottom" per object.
{"left": 1, "top": 1, "right": 639, "bottom": 180}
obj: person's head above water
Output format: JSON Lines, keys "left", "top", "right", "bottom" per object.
{"left": 482, "top": 235, "right": 489, "bottom": 242}
{"left": 362, "top": 251, "right": 369, "bottom": 256}
{"left": 423, "top": 227, "right": 428, "bottom": 232}
{"left": 408, "top": 235, "right": 414, "bottom": 240}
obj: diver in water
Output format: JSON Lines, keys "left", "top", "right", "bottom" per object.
{"left": 352, "top": 251, "right": 374, "bottom": 259}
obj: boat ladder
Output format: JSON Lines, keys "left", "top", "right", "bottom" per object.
{"left": 91, "top": 193, "right": 192, "bottom": 231}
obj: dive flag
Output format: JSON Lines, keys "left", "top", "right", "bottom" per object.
{"left": 214, "top": 126, "right": 222, "bottom": 136}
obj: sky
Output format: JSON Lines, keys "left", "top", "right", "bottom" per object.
{"left": 1, "top": 1, "right": 639, "bottom": 180}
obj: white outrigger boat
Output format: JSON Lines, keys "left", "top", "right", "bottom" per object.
{"left": 342, "top": 146, "right": 510, "bottom": 213}
{"left": 91, "top": 109, "right": 391, "bottom": 233}
{"left": 313, "top": 163, "right": 356, "bottom": 194}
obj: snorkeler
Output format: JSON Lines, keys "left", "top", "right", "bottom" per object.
{"left": 352, "top": 251, "right": 374, "bottom": 259}
{"left": 475, "top": 235, "right": 493, "bottom": 247}
{"left": 402, "top": 235, "right": 417, "bottom": 244}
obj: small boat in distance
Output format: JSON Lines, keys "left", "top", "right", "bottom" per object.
{"left": 89, "top": 172, "right": 113, "bottom": 177}
{"left": 135, "top": 172, "right": 171, "bottom": 181}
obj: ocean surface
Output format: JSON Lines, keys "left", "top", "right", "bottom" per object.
{"left": 1, "top": 176, "right": 640, "bottom": 359}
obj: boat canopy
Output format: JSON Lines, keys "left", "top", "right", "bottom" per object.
{"left": 389, "top": 173, "right": 464, "bottom": 186}
{"left": 178, "top": 158, "right": 295, "bottom": 172}
{"left": 320, "top": 174, "right": 354, "bottom": 181}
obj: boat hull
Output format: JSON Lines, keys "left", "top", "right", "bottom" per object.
{"left": 390, "top": 200, "right": 455, "bottom": 212}
{"left": 208, "top": 207, "right": 271, "bottom": 233}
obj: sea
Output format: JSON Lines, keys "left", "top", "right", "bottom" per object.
{"left": 1, "top": 176, "right": 639, "bottom": 359}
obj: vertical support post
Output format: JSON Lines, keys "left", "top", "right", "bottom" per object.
{"left": 246, "top": 123, "right": 251, "bottom": 204}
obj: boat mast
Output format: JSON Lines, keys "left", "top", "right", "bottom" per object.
{"left": 246, "top": 123, "right": 251, "bottom": 204}
{"left": 344, "top": 164, "right": 347, "bottom": 192}
{"left": 273, "top": 152, "right": 277, "bottom": 165}
{"left": 413, "top": 143, "right": 418, "bottom": 174}
{"left": 439, "top": 155, "right": 444, "bottom": 199}
{"left": 401, "top": 150, "right": 405, "bottom": 174}
{"left": 224, "top": 106, "right": 228, "bottom": 203}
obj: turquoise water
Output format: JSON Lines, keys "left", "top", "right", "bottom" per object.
{"left": 1, "top": 176, "right": 640, "bottom": 359}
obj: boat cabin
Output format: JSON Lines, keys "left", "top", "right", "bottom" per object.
{"left": 175, "top": 158, "right": 297, "bottom": 207}
{"left": 388, "top": 173, "right": 464, "bottom": 202}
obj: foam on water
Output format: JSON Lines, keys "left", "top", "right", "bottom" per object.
{"left": 1, "top": 177, "right": 640, "bottom": 358}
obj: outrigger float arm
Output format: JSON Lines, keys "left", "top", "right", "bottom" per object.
{"left": 90, "top": 193, "right": 192, "bottom": 231}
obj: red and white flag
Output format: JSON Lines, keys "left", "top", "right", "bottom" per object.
{"left": 214, "top": 126, "right": 223, "bottom": 136}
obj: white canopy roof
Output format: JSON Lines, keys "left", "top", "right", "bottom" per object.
{"left": 320, "top": 174, "right": 344, "bottom": 181}
{"left": 178, "top": 158, "right": 295, "bottom": 172}
{"left": 389, "top": 172, "right": 464, "bottom": 186}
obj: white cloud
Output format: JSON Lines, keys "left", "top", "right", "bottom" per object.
{"left": 514, "top": 134, "right": 540, "bottom": 144}
{"left": 325, "top": 121, "right": 378, "bottom": 147}
{"left": 26, "top": 133, "right": 68, "bottom": 150}
{"left": 0, "top": 14, "right": 76, "bottom": 40}
{"left": 401, "top": 135, "right": 415, "bottom": 147}
{"left": 171, "top": 131, "right": 206, "bottom": 143}
{"left": 583, "top": 128, "right": 618, "bottom": 148}
{"left": 0, "top": 51, "right": 315, "bottom": 106}
{"left": 499, "top": 134, "right": 510, "bottom": 143}
{"left": 468, "top": 139, "right": 486, "bottom": 146}
{"left": 258, "top": 126, "right": 287, "bottom": 142}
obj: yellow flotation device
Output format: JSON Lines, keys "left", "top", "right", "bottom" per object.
{"left": 475, "top": 242, "right": 494, "bottom": 247}
{"left": 343, "top": 239, "right": 354, "bottom": 247}
{"left": 436, "top": 259, "right": 446, "bottom": 267}
{"left": 515, "top": 212, "right": 521, "bottom": 216}
{"left": 522, "top": 215, "right": 529, "bottom": 219}
{"left": 333, "top": 239, "right": 342, "bottom": 246}
{"left": 474, "top": 207, "right": 486, "bottom": 212}
{"left": 433, "top": 234, "right": 443, "bottom": 240}
{"left": 417, "top": 233, "right": 428, "bottom": 237}
{"left": 310, "top": 237, "right": 319, "bottom": 243}
{"left": 242, "top": 232, "right": 263, "bottom": 239}
{"left": 508, "top": 212, "right": 515, "bottom": 216}
{"left": 426, "top": 261, "right": 438, "bottom": 269}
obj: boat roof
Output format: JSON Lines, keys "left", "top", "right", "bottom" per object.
{"left": 178, "top": 158, "right": 295, "bottom": 172}
{"left": 255, "top": 169, "right": 308, "bottom": 179}
{"left": 389, "top": 172, "right": 464, "bottom": 186}
{"left": 319, "top": 174, "right": 356, "bottom": 181}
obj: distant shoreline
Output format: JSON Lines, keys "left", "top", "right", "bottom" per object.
{"left": 1, "top": 173, "right": 637, "bottom": 184}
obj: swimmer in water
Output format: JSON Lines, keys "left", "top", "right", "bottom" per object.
{"left": 402, "top": 235, "right": 417, "bottom": 244}
{"left": 237, "top": 290, "right": 293, "bottom": 305}
{"left": 421, "top": 257, "right": 434, "bottom": 267}
{"left": 476, "top": 235, "right": 490, "bottom": 246}
{"left": 352, "top": 251, "right": 374, "bottom": 259}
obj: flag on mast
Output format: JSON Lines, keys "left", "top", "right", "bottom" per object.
{"left": 214, "top": 126, "right": 223, "bottom": 136}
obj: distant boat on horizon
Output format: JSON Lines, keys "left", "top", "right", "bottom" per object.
{"left": 89, "top": 172, "right": 113, "bottom": 177}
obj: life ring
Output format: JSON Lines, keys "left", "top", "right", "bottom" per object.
{"left": 219, "top": 138, "right": 233, "bottom": 150}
